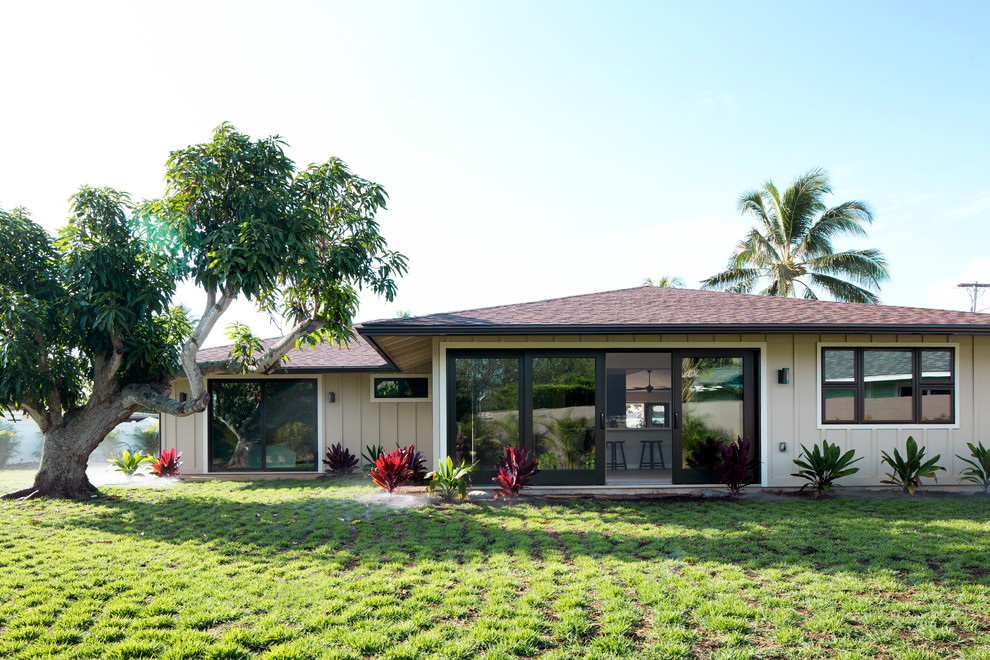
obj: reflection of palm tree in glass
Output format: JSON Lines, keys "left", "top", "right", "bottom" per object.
{"left": 538, "top": 412, "right": 593, "bottom": 470}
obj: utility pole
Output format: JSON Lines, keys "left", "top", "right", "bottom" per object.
{"left": 957, "top": 282, "right": 990, "bottom": 313}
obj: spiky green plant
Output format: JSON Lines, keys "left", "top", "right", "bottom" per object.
{"left": 426, "top": 456, "right": 477, "bottom": 503}
{"left": 791, "top": 440, "right": 863, "bottom": 497}
{"left": 880, "top": 436, "right": 945, "bottom": 495}
{"left": 956, "top": 441, "right": 990, "bottom": 494}
{"left": 701, "top": 168, "right": 889, "bottom": 303}
{"left": 108, "top": 450, "right": 153, "bottom": 477}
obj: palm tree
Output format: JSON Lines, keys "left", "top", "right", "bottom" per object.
{"left": 643, "top": 275, "right": 685, "bottom": 287}
{"left": 701, "top": 168, "right": 889, "bottom": 303}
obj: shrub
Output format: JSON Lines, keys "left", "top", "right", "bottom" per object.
{"left": 130, "top": 422, "right": 160, "bottom": 455}
{"left": 493, "top": 446, "right": 539, "bottom": 498}
{"left": 371, "top": 448, "right": 413, "bottom": 494}
{"left": 108, "top": 450, "right": 153, "bottom": 476}
{"left": 362, "top": 443, "right": 386, "bottom": 475}
{"left": 0, "top": 424, "right": 20, "bottom": 468}
{"left": 150, "top": 448, "right": 182, "bottom": 477}
{"left": 322, "top": 443, "right": 359, "bottom": 477}
{"left": 710, "top": 436, "right": 756, "bottom": 496}
{"left": 399, "top": 445, "right": 428, "bottom": 484}
{"left": 427, "top": 456, "right": 477, "bottom": 502}
{"left": 881, "top": 436, "right": 944, "bottom": 495}
{"left": 791, "top": 440, "right": 863, "bottom": 497}
{"left": 956, "top": 441, "right": 990, "bottom": 495}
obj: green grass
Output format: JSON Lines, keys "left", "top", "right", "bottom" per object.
{"left": 1, "top": 473, "right": 989, "bottom": 659}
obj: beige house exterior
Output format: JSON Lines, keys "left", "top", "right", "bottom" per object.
{"left": 164, "top": 287, "right": 990, "bottom": 490}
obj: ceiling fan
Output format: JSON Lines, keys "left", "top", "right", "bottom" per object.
{"left": 628, "top": 369, "right": 665, "bottom": 393}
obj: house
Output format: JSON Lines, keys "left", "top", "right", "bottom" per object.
{"left": 162, "top": 286, "right": 990, "bottom": 489}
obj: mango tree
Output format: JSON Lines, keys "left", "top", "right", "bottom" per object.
{"left": 0, "top": 123, "right": 406, "bottom": 499}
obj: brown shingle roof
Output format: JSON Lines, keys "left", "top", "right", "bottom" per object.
{"left": 196, "top": 332, "right": 389, "bottom": 371}
{"left": 358, "top": 286, "right": 990, "bottom": 335}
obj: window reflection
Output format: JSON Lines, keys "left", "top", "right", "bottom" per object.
{"left": 453, "top": 358, "right": 520, "bottom": 470}
{"left": 210, "top": 380, "right": 317, "bottom": 471}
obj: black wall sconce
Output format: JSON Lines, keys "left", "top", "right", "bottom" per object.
{"left": 777, "top": 368, "right": 789, "bottom": 384}
{"left": 179, "top": 392, "right": 188, "bottom": 402}
{"left": 779, "top": 442, "right": 787, "bottom": 452}
{"left": 327, "top": 391, "right": 336, "bottom": 403}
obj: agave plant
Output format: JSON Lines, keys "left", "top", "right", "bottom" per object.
{"left": 956, "top": 441, "right": 990, "bottom": 494}
{"left": 362, "top": 443, "right": 386, "bottom": 475}
{"left": 427, "top": 456, "right": 477, "bottom": 503}
{"left": 880, "top": 436, "right": 944, "bottom": 495}
{"left": 323, "top": 442, "right": 359, "bottom": 477}
{"left": 150, "top": 448, "right": 182, "bottom": 478}
{"left": 710, "top": 436, "right": 757, "bottom": 496}
{"left": 108, "top": 450, "right": 153, "bottom": 477}
{"left": 791, "top": 440, "right": 863, "bottom": 497}
{"left": 399, "top": 444, "right": 429, "bottom": 484}
{"left": 493, "top": 445, "right": 540, "bottom": 498}
{"left": 371, "top": 448, "right": 413, "bottom": 494}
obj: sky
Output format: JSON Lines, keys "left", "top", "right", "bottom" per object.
{"left": 2, "top": 0, "right": 989, "bottom": 347}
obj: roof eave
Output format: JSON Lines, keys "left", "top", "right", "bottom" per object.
{"left": 358, "top": 323, "right": 990, "bottom": 337}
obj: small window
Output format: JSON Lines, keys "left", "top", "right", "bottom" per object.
{"left": 371, "top": 375, "right": 431, "bottom": 402}
{"left": 821, "top": 347, "right": 954, "bottom": 425}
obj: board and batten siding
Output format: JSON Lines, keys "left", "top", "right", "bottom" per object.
{"left": 162, "top": 372, "right": 433, "bottom": 475}
{"left": 764, "top": 334, "right": 982, "bottom": 489}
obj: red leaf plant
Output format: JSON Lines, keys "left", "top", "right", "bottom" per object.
{"left": 150, "top": 448, "right": 182, "bottom": 477}
{"left": 399, "top": 445, "right": 429, "bottom": 484}
{"left": 710, "top": 436, "right": 757, "bottom": 496}
{"left": 371, "top": 448, "right": 414, "bottom": 494}
{"left": 493, "top": 445, "right": 540, "bottom": 498}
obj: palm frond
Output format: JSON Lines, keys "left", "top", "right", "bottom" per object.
{"left": 806, "top": 273, "right": 881, "bottom": 304}
{"left": 761, "top": 182, "right": 787, "bottom": 248}
{"left": 798, "top": 201, "right": 873, "bottom": 257}
{"left": 733, "top": 227, "right": 781, "bottom": 267}
{"left": 781, "top": 169, "right": 830, "bottom": 249}
{"left": 805, "top": 249, "right": 889, "bottom": 288}
{"left": 700, "top": 268, "right": 760, "bottom": 292}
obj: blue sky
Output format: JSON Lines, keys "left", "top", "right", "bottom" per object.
{"left": 1, "top": 1, "right": 988, "bottom": 345}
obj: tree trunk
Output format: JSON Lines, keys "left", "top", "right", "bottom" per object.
{"left": 3, "top": 401, "right": 136, "bottom": 500}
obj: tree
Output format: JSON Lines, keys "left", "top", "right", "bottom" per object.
{"left": 1, "top": 123, "right": 406, "bottom": 499}
{"left": 642, "top": 275, "right": 684, "bottom": 287}
{"left": 700, "top": 168, "right": 889, "bottom": 303}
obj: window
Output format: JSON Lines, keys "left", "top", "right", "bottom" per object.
{"left": 371, "top": 375, "right": 431, "bottom": 402}
{"left": 209, "top": 379, "right": 318, "bottom": 471}
{"left": 821, "top": 348, "right": 954, "bottom": 424}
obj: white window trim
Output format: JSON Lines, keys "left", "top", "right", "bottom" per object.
{"left": 369, "top": 373, "right": 432, "bottom": 403}
{"left": 816, "top": 342, "right": 960, "bottom": 430}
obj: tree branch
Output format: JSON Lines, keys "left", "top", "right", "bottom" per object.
{"left": 178, "top": 286, "right": 237, "bottom": 404}
{"left": 91, "top": 331, "right": 124, "bottom": 404}
{"left": 250, "top": 317, "right": 326, "bottom": 374}
{"left": 119, "top": 383, "right": 208, "bottom": 416}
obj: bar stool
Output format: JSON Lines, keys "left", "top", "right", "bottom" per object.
{"left": 605, "top": 440, "right": 627, "bottom": 470}
{"left": 638, "top": 439, "right": 665, "bottom": 469}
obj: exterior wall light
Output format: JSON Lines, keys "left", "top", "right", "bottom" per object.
{"left": 779, "top": 442, "right": 787, "bottom": 452}
{"left": 777, "top": 368, "right": 789, "bottom": 384}
{"left": 327, "top": 391, "right": 336, "bottom": 403}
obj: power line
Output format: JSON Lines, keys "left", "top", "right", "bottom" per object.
{"left": 957, "top": 282, "right": 990, "bottom": 313}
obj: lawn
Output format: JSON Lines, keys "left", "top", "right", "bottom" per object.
{"left": 1, "top": 471, "right": 989, "bottom": 659}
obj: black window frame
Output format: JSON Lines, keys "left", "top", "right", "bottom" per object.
{"left": 821, "top": 347, "right": 955, "bottom": 425}
{"left": 371, "top": 375, "right": 431, "bottom": 401}
{"left": 208, "top": 377, "right": 319, "bottom": 472}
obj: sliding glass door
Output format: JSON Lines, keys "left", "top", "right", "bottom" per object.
{"left": 672, "top": 350, "right": 758, "bottom": 485}
{"left": 448, "top": 351, "right": 605, "bottom": 485}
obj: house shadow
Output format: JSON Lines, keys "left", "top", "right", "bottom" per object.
{"left": 58, "top": 481, "right": 990, "bottom": 589}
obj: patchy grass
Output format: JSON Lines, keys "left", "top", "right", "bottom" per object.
{"left": 1, "top": 476, "right": 989, "bottom": 659}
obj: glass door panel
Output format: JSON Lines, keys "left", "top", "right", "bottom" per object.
{"left": 452, "top": 356, "right": 521, "bottom": 471}
{"left": 673, "top": 351, "right": 757, "bottom": 484}
{"left": 532, "top": 356, "right": 598, "bottom": 471}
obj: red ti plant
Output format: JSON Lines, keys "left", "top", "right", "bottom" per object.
{"left": 710, "top": 436, "right": 757, "bottom": 496}
{"left": 150, "top": 448, "right": 182, "bottom": 477}
{"left": 399, "top": 445, "right": 428, "bottom": 484}
{"left": 493, "top": 445, "right": 540, "bottom": 498}
{"left": 323, "top": 442, "right": 359, "bottom": 477}
{"left": 371, "top": 448, "right": 414, "bottom": 494}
